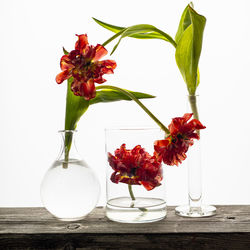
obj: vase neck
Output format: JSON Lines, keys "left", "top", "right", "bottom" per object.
{"left": 57, "top": 130, "right": 81, "bottom": 162}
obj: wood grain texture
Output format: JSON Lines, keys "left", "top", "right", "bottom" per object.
{"left": 0, "top": 206, "right": 250, "bottom": 249}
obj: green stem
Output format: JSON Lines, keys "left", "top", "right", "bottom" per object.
{"left": 128, "top": 184, "right": 147, "bottom": 212}
{"left": 188, "top": 95, "right": 200, "bottom": 136}
{"left": 154, "top": 28, "right": 177, "bottom": 48}
{"left": 62, "top": 132, "right": 73, "bottom": 169}
{"left": 96, "top": 85, "right": 170, "bottom": 135}
{"left": 102, "top": 30, "right": 124, "bottom": 47}
{"left": 188, "top": 95, "right": 199, "bottom": 120}
{"left": 128, "top": 184, "right": 136, "bottom": 201}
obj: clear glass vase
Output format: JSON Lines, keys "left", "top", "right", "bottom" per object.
{"left": 40, "top": 130, "right": 100, "bottom": 221}
{"left": 175, "top": 95, "right": 216, "bottom": 217}
{"left": 105, "top": 128, "right": 167, "bottom": 223}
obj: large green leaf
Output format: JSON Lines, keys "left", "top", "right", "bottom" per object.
{"left": 110, "top": 24, "right": 176, "bottom": 54}
{"left": 175, "top": 5, "right": 206, "bottom": 95}
{"left": 175, "top": 5, "right": 192, "bottom": 43}
{"left": 64, "top": 79, "right": 155, "bottom": 129}
{"left": 93, "top": 18, "right": 169, "bottom": 41}
{"left": 90, "top": 89, "right": 155, "bottom": 105}
{"left": 64, "top": 78, "right": 89, "bottom": 130}
{"left": 93, "top": 18, "right": 176, "bottom": 53}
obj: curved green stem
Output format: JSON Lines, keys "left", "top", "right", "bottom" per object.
{"left": 96, "top": 85, "right": 170, "bottom": 135}
{"left": 188, "top": 95, "right": 199, "bottom": 120}
{"left": 154, "top": 28, "right": 177, "bottom": 48}
{"left": 128, "top": 184, "right": 136, "bottom": 201}
{"left": 128, "top": 184, "right": 147, "bottom": 212}
{"left": 102, "top": 30, "right": 124, "bottom": 47}
{"left": 188, "top": 95, "right": 200, "bottom": 136}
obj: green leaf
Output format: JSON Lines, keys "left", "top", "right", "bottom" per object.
{"left": 175, "top": 5, "right": 206, "bottom": 95}
{"left": 93, "top": 18, "right": 176, "bottom": 52}
{"left": 64, "top": 78, "right": 89, "bottom": 130}
{"left": 63, "top": 47, "right": 69, "bottom": 55}
{"left": 111, "top": 24, "right": 176, "bottom": 54}
{"left": 175, "top": 5, "right": 192, "bottom": 43}
{"left": 90, "top": 89, "right": 155, "bottom": 105}
{"left": 93, "top": 17, "right": 169, "bottom": 41}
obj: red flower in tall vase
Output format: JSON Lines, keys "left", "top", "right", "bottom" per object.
{"left": 108, "top": 144, "right": 163, "bottom": 191}
{"left": 154, "top": 113, "right": 206, "bottom": 166}
{"left": 56, "top": 34, "right": 117, "bottom": 100}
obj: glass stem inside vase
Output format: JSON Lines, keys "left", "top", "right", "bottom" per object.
{"left": 188, "top": 140, "right": 202, "bottom": 212}
{"left": 188, "top": 95, "right": 202, "bottom": 212}
{"left": 128, "top": 184, "right": 147, "bottom": 212}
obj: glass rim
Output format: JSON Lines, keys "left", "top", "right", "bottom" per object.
{"left": 105, "top": 126, "right": 161, "bottom": 132}
{"left": 58, "top": 129, "right": 78, "bottom": 133}
{"left": 187, "top": 94, "right": 199, "bottom": 97}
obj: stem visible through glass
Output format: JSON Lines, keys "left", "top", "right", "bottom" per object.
{"left": 62, "top": 132, "right": 72, "bottom": 169}
{"left": 128, "top": 184, "right": 147, "bottom": 212}
{"left": 187, "top": 95, "right": 202, "bottom": 212}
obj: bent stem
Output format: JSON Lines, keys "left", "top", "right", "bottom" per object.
{"left": 188, "top": 95, "right": 200, "bottom": 136}
{"left": 96, "top": 85, "right": 170, "bottom": 135}
{"left": 128, "top": 184, "right": 147, "bottom": 212}
{"left": 128, "top": 184, "right": 136, "bottom": 202}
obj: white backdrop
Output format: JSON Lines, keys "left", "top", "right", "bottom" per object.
{"left": 1, "top": 0, "right": 250, "bottom": 207}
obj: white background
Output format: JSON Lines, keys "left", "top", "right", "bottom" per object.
{"left": 1, "top": 0, "right": 250, "bottom": 207}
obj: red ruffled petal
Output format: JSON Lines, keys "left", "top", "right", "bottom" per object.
{"left": 183, "top": 113, "right": 193, "bottom": 122}
{"left": 60, "top": 54, "right": 75, "bottom": 71}
{"left": 81, "top": 79, "right": 96, "bottom": 100}
{"left": 56, "top": 34, "right": 116, "bottom": 100}
{"left": 187, "top": 119, "right": 206, "bottom": 130}
{"left": 108, "top": 144, "right": 162, "bottom": 190}
{"left": 141, "top": 181, "right": 158, "bottom": 191}
{"left": 154, "top": 113, "right": 206, "bottom": 166}
{"left": 75, "top": 34, "right": 88, "bottom": 52}
{"left": 98, "top": 60, "right": 117, "bottom": 74}
{"left": 111, "top": 172, "right": 120, "bottom": 184}
{"left": 93, "top": 44, "right": 108, "bottom": 62}
{"left": 56, "top": 70, "right": 71, "bottom": 84}
{"left": 94, "top": 77, "right": 106, "bottom": 84}
{"left": 70, "top": 79, "right": 96, "bottom": 100}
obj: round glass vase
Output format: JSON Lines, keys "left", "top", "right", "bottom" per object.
{"left": 40, "top": 130, "right": 100, "bottom": 221}
{"left": 105, "top": 128, "right": 167, "bottom": 223}
{"left": 175, "top": 95, "right": 216, "bottom": 217}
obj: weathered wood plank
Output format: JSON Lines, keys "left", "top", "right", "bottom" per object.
{"left": 0, "top": 206, "right": 250, "bottom": 249}
{"left": 0, "top": 233, "right": 250, "bottom": 250}
{"left": 0, "top": 206, "right": 250, "bottom": 234}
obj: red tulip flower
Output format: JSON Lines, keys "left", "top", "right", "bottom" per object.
{"left": 154, "top": 113, "right": 206, "bottom": 166}
{"left": 56, "top": 34, "right": 117, "bottom": 100}
{"left": 108, "top": 144, "right": 163, "bottom": 191}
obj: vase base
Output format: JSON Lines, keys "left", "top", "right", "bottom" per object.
{"left": 175, "top": 204, "right": 216, "bottom": 217}
{"left": 106, "top": 197, "right": 167, "bottom": 223}
{"left": 56, "top": 216, "right": 86, "bottom": 222}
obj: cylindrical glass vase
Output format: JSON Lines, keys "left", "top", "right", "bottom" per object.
{"left": 105, "top": 128, "right": 167, "bottom": 223}
{"left": 40, "top": 130, "right": 100, "bottom": 221}
{"left": 175, "top": 95, "right": 216, "bottom": 217}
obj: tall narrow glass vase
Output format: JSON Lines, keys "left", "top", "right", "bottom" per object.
{"left": 175, "top": 95, "right": 216, "bottom": 217}
{"left": 40, "top": 130, "right": 100, "bottom": 221}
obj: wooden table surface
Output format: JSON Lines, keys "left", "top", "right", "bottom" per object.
{"left": 0, "top": 205, "right": 250, "bottom": 249}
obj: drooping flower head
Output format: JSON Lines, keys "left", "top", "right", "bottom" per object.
{"left": 108, "top": 144, "right": 163, "bottom": 191}
{"left": 154, "top": 113, "right": 206, "bottom": 166}
{"left": 56, "top": 34, "right": 117, "bottom": 100}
